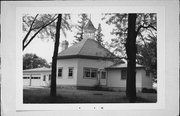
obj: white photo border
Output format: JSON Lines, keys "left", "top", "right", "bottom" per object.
{"left": 15, "top": 5, "right": 165, "bottom": 111}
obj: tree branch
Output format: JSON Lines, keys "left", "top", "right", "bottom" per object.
{"left": 23, "top": 16, "right": 58, "bottom": 50}
{"left": 138, "top": 33, "right": 151, "bottom": 58}
{"left": 23, "top": 14, "right": 39, "bottom": 46}
{"left": 31, "top": 14, "right": 57, "bottom": 30}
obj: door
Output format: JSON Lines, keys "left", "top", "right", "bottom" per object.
{"left": 23, "top": 74, "right": 30, "bottom": 86}
{"left": 42, "top": 75, "right": 49, "bottom": 86}
{"left": 100, "top": 71, "right": 107, "bottom": 86}
{"left": 31, "top": 74, "right": 41, "bottom": 86}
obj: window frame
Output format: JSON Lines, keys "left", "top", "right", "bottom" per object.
{"left": 121, "top": 69, "right": 127, "bottom": 80}
{"left": 84, "top": 68, "right": 91, "bottom": 78}
{"left": 31, "top": 77, "right": 40, "bottom": 79}
{"left": 68, "top": 67, "right": 74, "bottom": 79}
{"left": 43, "top": 75, "right": 46, "bottom": 81}
{"left": 91, "top": 68, "right": 98, "bottom": 79}
{"left": 23, "top": 77, "right": 30, "bottom": 79}
{"left": 58, "top": 67, "right": 63, "bottom": 78}
{"left": 83, "top": 67, "right": 98, "bottom": 79}
{"left": 49, "top": 74, "right": 51, "bottom": 80}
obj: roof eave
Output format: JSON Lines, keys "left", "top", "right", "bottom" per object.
{"left": 105, "top": 66, "right": 145, "bottom": 69}
{"left": 57, "top": 55, "right": 115, "bottom": 60}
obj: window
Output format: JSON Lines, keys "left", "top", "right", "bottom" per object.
{"left": 43, "top": 75, "right": 46, "bottom": 81}
{"left": 83, "top": 67, "right": 98, "bottom": 79}
{"left": 58, "top": 68, "right": 63, "bottom": 78}
{"left": 68, "top": 67, "right": 74, "bottom": 78}
{"left": 101, "top": 71, "right": 106, "bottom": 79}
{"left": 84, "top": 68, "right": 91, "bottom": 78}
{"left": 49, "top": 74, "right": 51, "bottom": 80}
{"left": 121, "top": 69, "right": 127, "bottom": 80}
{"left": 146, "top": 70, "right": 150, "bottom": 76}
{"left": 23, "top": 77, "right": 29, "bottom": 79}
{"left": 31, "top": 77, "right": 40, "bottom": 79}
{"left": 91, "top": 69, "right": 97, "bottom": 79}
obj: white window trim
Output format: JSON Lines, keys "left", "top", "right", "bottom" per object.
{"left": 83, "top": 67, "right": 98, "bottom": 79}
{"left": 58, "top": 67, "right": 63, "bottom": 78}
{"left": 68, "top": 67, "right": 74, "bottom": 79}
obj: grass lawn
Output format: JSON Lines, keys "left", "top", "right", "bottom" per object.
{"left": 23, "top": 87, "right": 157, "bottom": 103}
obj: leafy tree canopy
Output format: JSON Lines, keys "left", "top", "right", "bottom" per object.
{"left": 95, "top": 23, "right": 104, "bottom": 46}
{"left": 102, "top": 13, "right": 156, "bottom": 57}
{"left": 23, "top": 53, "right": 50, "bottom": 70}
{"left": 74, "top": 13, "right": 88, "bottom": 43}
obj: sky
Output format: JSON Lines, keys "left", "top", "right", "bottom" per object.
{"left": 23, "top": 14, "right": 115, "bottom": 63}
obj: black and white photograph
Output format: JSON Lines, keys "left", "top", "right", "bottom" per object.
{"left": 22, "top": 13, "right": 157, "bottom": 104}
{"left": 1, "top": 0, "right": 179, "bottom": 116}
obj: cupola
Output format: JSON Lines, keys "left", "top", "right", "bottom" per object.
{"left": 83, "top": 20, "right": 96, "bottom": 39}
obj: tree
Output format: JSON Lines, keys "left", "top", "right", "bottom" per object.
{"left": 74, "top": 14, "right": 88, "bottom": 43}
{"left": 50, "top": 14, "right": 62, "bottom": 97}
{"left": 23, "top": 14, "right": 72, "bottom": 97}
{"left": 137, "top": 36, "right": 157, "bottom": 82}
{"left": 23, "top": 14, "right": 71, "bottom": 50}
{"left": 102, "top": 13, "right": 128, "bottom": 57}
{"left": 125, "top": 14, "right": 137, "bottom": 102}
{"left": 23, "top": 14, "right": 58, "bottom": 50}
{"left": 23, "top": 53, "right": 50, "bottom": 70}
{"left": 95, "top": 23, "right": 104, "bottom": 46}
{"left": 103, "top": 13, "right": 157, "bottom": 102}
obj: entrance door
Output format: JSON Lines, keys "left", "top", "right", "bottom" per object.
{"left": 100, "top": 71, "right": 107, "bottom": 86}
{"left": 42, "top": 75, "right": 49, "bottom": 86}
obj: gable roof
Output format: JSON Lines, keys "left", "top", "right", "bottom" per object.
{"left": 106, "top": 62, "right": 144, "bottom": 69}
{"left": 58, "top": 38, "right": 115, "bottom": 59}
{"left": 23, "top": 67, "right": 51, "bottom": 72}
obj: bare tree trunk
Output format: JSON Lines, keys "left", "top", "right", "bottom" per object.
{"left": 125, "top": 14, "right": 137, "bottom": 103}
{"left": 50, "top": 14, "right": 62, "bottom": 97}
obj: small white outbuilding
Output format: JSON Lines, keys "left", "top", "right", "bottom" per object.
{"left": 105, "top": 62, "right": 153, "bottom": 92}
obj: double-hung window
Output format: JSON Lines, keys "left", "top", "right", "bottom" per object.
{"left": 43, "top": 75, "right": 46, "bottom": 81}
{"left": 68, "top": 67, "right": 74, "bottom": 78}
{"left": 58, "top": 67, "right": 63, "bottom": 78}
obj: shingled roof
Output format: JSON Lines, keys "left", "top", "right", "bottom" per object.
{"left": 106, "top": 62, "right": 144, "bottom": 69}
{"left": 57, "top": 38, "right": 115, "bottom": 59}
{"left": 84, "top": 20, "right": 96, "bottom": 33}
